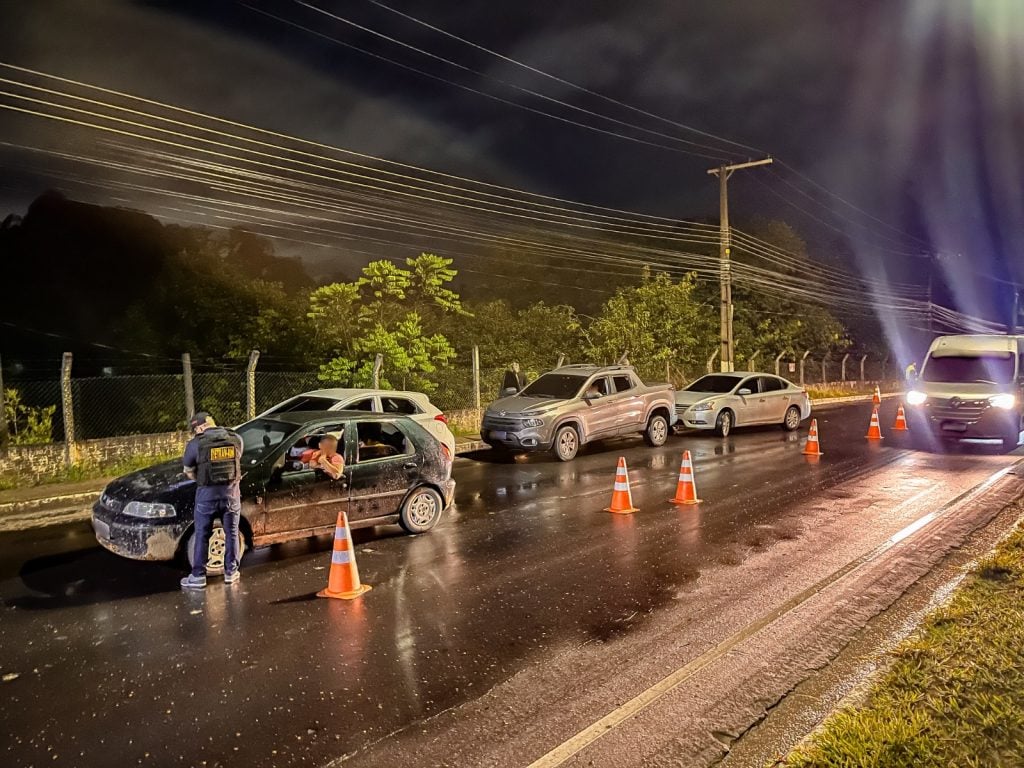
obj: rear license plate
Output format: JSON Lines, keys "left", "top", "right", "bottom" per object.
{"left": 490, "top": 431, "right": 507, "bottom": 440}
{"left": 942, "top": 422, "right": 968, "bottom": 433}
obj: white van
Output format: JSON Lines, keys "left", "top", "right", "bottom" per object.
{"left": 906, "top": 334, "right": 1022, "bottom": 450}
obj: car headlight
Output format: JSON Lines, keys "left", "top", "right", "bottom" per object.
{"left": 123, "top": 501, "right": 176, "bottom": 519}
{"left": 522, "top": 418, "right": 544, "bottom": 428}
{"left": 691, "top": 402, "right": 714, "bottom": 412}
{"left": 990, "top": 393, "right": 1016, "bottom": 410}
{"left": 906, "top": 390, "right": 927, "bottom": 406}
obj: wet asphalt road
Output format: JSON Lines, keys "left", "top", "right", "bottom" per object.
{"left": 0, "top": 401, "right": 1017, "bottom": 767}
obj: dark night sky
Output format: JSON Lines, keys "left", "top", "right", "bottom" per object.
{"left": 1, "top": 0, "right": 1023, "bottom": 320}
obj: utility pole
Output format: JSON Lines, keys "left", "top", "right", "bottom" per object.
{"left": 707, "top": 157, "right": 773, "bottom": 371}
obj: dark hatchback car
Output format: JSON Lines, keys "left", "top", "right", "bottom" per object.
{"left": 92, "top": 411, "right": 456, "bottom": 573}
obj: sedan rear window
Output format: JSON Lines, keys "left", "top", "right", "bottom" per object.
{"left": 521, "top": 374, "right": 588, "bottom": 399}
{"left": 685, "top": 375, "right": 742, "bottom": 393}
{"left": 922, "top": 354, "right": 1016, "bottom": 385}
{"left": 265, "top": 395, "right": 339, "bottom": 414}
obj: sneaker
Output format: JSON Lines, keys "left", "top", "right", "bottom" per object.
{"left": 180, "top": 574, "right": 207, "bottom": 590}
{"left": 223, "top": 570, "right": 241, "bottom": 585}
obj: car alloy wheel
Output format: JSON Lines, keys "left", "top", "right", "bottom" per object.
{"left": 186, "top": 523, "right": 245, "bottom": 577}
{"left": 784, "top": 406, "right": 801, "bottom": 431}
{"left": 555, "top": 426, "right": 579, "bottom": 461}
{"left": 645, "top": 415, "right": 669, "bottom": 446}
{"left": 400, "top": 487, "right": 444, "bottom": 534}
{"left": 716, "top": 411, "right": 732, "bottom": 438}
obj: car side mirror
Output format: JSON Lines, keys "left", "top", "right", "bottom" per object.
{"left": 502, "top": 387, "right": 518, "bottom": 397}
{"left": 738, "top": 388, "right": 752, "bottom": 396}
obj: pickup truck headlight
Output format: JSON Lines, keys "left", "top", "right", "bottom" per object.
{"left": 522, "top": 418, "right": 544, "bottom": 428}
{"left": 123, "top": 501, "right": 176, "bottom": 519}
{"left": 990, "top": 393, "right": 1016, "bottom": 410}
{"left": 691, "top": 402, "right": 714, "bottom": 412}
{"left": 906, "top": 390, "right": 927, "bottom": 406}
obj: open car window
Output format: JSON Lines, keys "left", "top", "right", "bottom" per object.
{"left": 280, "top": 424, "right": 346, "bottom": 473}
{"left": 356, "top": 421, "right": 412, "bottom": 462}
{"left": 612, "top": 375, "right": 634, "bottom": 393}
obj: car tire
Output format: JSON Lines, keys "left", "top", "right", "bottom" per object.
{"left": 713, "top": 409, "right": 733, "bottom": 438}
{"left": 782, "top": 405, "right": 802, "bottom": 431}
{"left": 185, "top": 522, "right": 246, "bottom": 577}
{"left": 553, "top": 424, "right": 580, "bottom": 462}
{"left": 399, "top": 486, "right": 444, "bottom": 534}
{"left": 1003, "top": 424, "right": 1020, "bottom": 452}
{"left": 643, "top": 414, "right": 669, "bottom": 447}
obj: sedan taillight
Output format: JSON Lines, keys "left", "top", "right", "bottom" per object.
{"left": 434, "top": 413, "right": 449, "bottom": 425}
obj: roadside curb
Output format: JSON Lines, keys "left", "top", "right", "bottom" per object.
{"left": 455, "top": 439, "right": 487, "bottom": 455}
{"left": 811, "top": 392, "right": 901, "bottom": 408}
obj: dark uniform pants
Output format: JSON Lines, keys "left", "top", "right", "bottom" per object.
{"left": 191, "top": 496, "right": 241, "bottom": 577}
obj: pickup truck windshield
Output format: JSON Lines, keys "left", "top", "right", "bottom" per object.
{"left": 922, "top": 354, "right": 1015, "bottom": 385}
{"left": 685, "top": 375, "right": 744, "bottom": 393}
{"left": 521, "top": 374, "right": 588, "bottom": 399}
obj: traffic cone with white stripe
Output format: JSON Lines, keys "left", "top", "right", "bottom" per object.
{"left": 865, "top": 406, "right": 884, "bottom": 440}
{"left": 605, "top": 456, "right": 639, "bottom": 514}
{"left": 893, "top": 403, "right": 909, "bottom": 431}
{"left": 669, "top": 451, "right": 701, "bottom": 505}
{"left": 317, "top": 509, "right": 372, "bottom": 600}
{"left": 872, "top": 386, "right": 882, "bottom": 406}
{"left": 802, "top": 418, "right": 824, "bottom": 457}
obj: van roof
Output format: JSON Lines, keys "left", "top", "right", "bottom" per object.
{"left": 929, "top": 335, "right": 1020, "bottom": 356}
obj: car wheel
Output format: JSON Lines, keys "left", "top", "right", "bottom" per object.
{"left": 1003, "top": 426, "right": 1020, "bottom": 452}
{"left": 399, "top": 486, "right": 444, "bottom": 534}
{"left": 553, "top": 425, "right": 580, "bottom": 461}
{"left": 186, "top": 522, "right": 246, "bottom": 577}
{"left": 713, "top": 409, "right": 733, "bottom": 438}
{"left": 782, "top": 405, "right": 802, "bottom": 431}
{"left": 644, "top": 414, "right": 669, "bottom": 447}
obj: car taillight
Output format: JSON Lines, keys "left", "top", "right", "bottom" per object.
{"left": 434, "top": 413, "right": 449, "bottom": 425}
{"left": 441, "top": 443, "right": 452, "bottom": 461}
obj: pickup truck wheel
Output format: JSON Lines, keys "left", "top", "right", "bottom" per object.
{"left": 782, "top": 406, "right": 802, "bottom": 431}
{"left": 644, "top": 414, "right": 669, "bottom": 447}
{"left": 553, "top": 425, "right": 580, "bottom": 461}
{"left": 713, "top": 409, "right": 733, "bottom": 438}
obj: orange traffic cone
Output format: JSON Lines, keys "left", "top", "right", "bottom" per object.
{"left": 865, "top": 406, "right": 884, "bottom": 440}
{"left": 317, "top": 509, "right": 372, "bottom": 600}
{"left": 893, "top": 404, "right": 909, "bottom": 431}
{"left": 802, "top": 418, "right": 824, "bottom": 456}
{"left": 872, "top": 386, "right": 882, "bottom": 406}
{"left": 605, "top": 456, "right": 639, "bottom": 514}
{"left": 669, "top": 451, "right": 701, "bottom": 505}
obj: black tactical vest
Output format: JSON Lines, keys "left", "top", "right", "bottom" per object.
{"left": 196, "top": 429, "right": 242, "bottom": 486}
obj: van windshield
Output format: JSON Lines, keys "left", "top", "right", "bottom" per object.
{"left": 922, "top": 354, "right": 1015, "bottom": 385}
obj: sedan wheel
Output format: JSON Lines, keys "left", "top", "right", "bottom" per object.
{"left": 644, "top": 414, "right": 669, "bottom": 447}
{"left": 714, "top": 410, "right": 732, "bottom": 438}
{"left": 553, "top": 425, "right": 580, "bottom": 461}
{"left": 186, "top": 523, "right": 246, "bottom": 576}
{"left": 399, "top": 486, "right": 444, "bottom": 534}
{"left": 782, "top": 405, "right": 802, "bottom": 431}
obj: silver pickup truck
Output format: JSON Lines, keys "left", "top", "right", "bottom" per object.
{"left": 480, "top": 364, "right": 677, "bottom": 461}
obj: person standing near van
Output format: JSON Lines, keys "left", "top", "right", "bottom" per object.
{"left": 180, "top": 412, "right": 243, "bottom": 590}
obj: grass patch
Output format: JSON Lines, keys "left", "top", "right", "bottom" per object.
{"left": 781, "top": 521, "right": 1024, "bottom": 767}
{"left": 807, "top": 385, "right": 883, "bottom": 399}
{"left": 0, "top": 452, "right": 179, "bottom": 490}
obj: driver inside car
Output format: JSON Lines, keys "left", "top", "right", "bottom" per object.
{"left": 308, "top": 434, "right": 344, "bottom": 480}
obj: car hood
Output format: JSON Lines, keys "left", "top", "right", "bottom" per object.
{"left": 915, "top": 381, "right": 1007, "bottom": 398}
{"left": 486, "top": 395, "right": 569, "bottom": 415}
{"left": 674, "top": 391, "right": 727, "bottom": 407}
{"left": 103, "top": 459, "right": 194, "bottom": 503}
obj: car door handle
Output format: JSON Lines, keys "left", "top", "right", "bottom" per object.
{"left": 403, "top": 462, "right": 418, "bottom": 470}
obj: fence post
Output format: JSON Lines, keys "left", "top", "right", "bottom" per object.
{"left": 800, "top": 350, "right": 810, "bottom": 386}
{"left": 706, "top": 349, "right": 719, "bottom": 374}
{"left": 748, "top": 349, "right": 761, "bottom": 371}
{"left": 60, "top": 352, "right": 78, "bottom": 467}
{"left": 182, "top": 353, "right": 195, "bottom": 422}
{"left": 556, "top": 353, "right": 565, "bottom": 369}
{"left": 774, "top": 350, "right": 786, "bottom": 377}
{"left": 371, "top": 353, "right": 383, "bottom": 389}
{"left": 472, "top": 345, "right": 481, "bottom": 410}
{"left": 665, "top": 359, "right": 671, "bottom": 383}
{"left": 0, "top": 353, "right": 8, "bottom": 454}
{"left": 841, "top": 353, "right": 850, "bottom": 382}
{"left": 860, "top": 354, "right": 867, "bottom": 382}
{"left": 245, "top": 349, "right": 260, "bottom": 420}
{"left": 821, "top": 353, "right": 829, "bottom": 384}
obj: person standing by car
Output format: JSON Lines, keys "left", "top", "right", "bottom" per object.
{"left": 180, "top": 412, "right": 243, "bottom": 590}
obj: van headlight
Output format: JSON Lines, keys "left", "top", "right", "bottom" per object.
{"left": 123, "top": 501, "right": 176, "bottom": 518}
{"left": 906, "top": 390, "right": 927, "bottom": 406}
{"left": 990, "top": 394, "right": 1016, "bottom": 410}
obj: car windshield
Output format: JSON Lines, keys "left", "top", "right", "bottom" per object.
{"left": 922, "top": 354, "right": 1016, "bottom": 385}
{"left": 520, "top": 373, "right": 588, "bottom": 399}
{"left": 234, "top": 418, "right": 298, "bottom": 461}
{"left": 685, "top": 375, "right": 742, "bottom": 393}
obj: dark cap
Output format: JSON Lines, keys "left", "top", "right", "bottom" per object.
{"left": 189, "top": 412, "right": 215, "bottom": 432}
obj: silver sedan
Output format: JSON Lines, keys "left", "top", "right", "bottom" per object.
{"left": 674, "top": 372, "right": 812, "bottom": 437}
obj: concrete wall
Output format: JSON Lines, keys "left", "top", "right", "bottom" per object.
{"left": 1, "top": 432, "right": 188, "bottom": 482}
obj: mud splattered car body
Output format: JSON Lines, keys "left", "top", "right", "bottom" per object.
{"left": 92, "top": 411, "right": 455, "bottom": 564}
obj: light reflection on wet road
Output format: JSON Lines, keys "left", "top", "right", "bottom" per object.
{"left": 0, "top": 401, "right": 1015, "bottom": 767}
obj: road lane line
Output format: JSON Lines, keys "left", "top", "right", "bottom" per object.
{"left": 526, "top": 460, "right": 1020, "bottom": 768}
